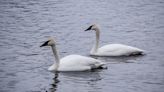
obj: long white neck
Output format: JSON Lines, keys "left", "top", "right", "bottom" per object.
{"left": 51, "top": 45, "right": 60, "bottom": 70}
{"left": 91, "top": 28, "right": 100, "bottom": 54}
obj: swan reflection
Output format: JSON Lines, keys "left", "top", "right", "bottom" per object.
{"left": 46, "top": 70, "right": 104, "bottom": 92}
{"left": 48, "top": 72, "right": 60, "bottom": 92}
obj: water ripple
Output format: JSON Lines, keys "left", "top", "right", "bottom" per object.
{"left": 0, "top": 0, "right": 164, "bottom": 92}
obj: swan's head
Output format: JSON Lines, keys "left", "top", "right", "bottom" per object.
{"left": 40, "top": 38, "right": 56, "bottom": 47}
{"left": 85, "top": 24, "right": 99, "bottom": 31}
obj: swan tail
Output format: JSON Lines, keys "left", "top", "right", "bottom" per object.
{"left": 90, "top": 61, "right": 105, "bottom": 69}
{"left": 130, "top": 49, "right": 145, "bottom": 56}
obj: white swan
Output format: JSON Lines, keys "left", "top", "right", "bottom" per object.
{"left": 84, "top": 24, "right": 144, "bottom": 56}
{"left": 40, "top": 38, "right": 105, "bottom": 72}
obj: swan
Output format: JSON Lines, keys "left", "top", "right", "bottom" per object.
{"left": 84, "top": 24, "right": 144, "bottom": 56}
{"left": 40, "top": 37, "right": 105, "bottom": 72}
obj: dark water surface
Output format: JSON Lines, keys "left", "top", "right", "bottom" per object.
{"left": 0, "top": 0, "right": 164, "bottom": 92}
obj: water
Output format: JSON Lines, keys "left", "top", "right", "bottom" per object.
{"left": 0, "top": 0, "right": 164, "bottom": 92}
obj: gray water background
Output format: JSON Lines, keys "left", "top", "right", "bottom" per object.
{"left": 0, "top": 0, "right": 164, "bottom": 92}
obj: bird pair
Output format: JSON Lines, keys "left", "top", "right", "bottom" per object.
{"left": 40, "top": 24, "right": 144, "bottom": 72}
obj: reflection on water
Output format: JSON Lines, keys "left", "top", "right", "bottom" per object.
{"left": 47, "top": 70, "right": 103, "bottom": 92}
{"left": 48, "top": 72, "right": 60, "bottom": 92}
{"left": 0, "top": 0, "right": 164, "bottom": 92}
{"left": 91, "top": 55, "right": 145, "bottom": 64}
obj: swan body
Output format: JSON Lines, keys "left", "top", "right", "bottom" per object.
{"left": 85, "top": 24, "right": 144, "bottom": 56}
{"left": 91, "top": 44, "right": 144, "bottom": 56}
{"left": 48, "top": 54, "right": 104, "bottom": 72}
{"left": 40, "top": 38, "right": 105, "bottom": 72}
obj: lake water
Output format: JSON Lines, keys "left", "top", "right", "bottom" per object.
{"left": 0, "top": 0, "right": 164, "bottom": 92}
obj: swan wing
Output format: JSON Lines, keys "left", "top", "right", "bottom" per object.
{"left": 96, "top": 44, "right": 144, "bottom": 56}
{"left": 58, "top": 55, "right": 104, "bottom": 71}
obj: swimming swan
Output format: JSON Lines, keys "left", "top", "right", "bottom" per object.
{"left": 84, "top": 24, "right": 144, "bottom": 56}
{"left": 40, "top": 38, "right": 105, "bottom": 72}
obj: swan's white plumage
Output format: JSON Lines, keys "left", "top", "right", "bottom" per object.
{"left": 85, "top": 24, "right": 144, "bottom": 56}
{"left": 40, "top": 38, "right": 105, "bottom": 72}
{"left": 48, "top": 55, "right": 105, "bottom": 72}
{"left": 91, "top": 44, "right": 144, "bottom": 56}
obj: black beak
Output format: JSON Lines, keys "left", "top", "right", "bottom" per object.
{"left": 84, "top": 25, "right": 92, "bottom": 31}
{"left": 40, "top": 40, "right": 49, "bottom": 47}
